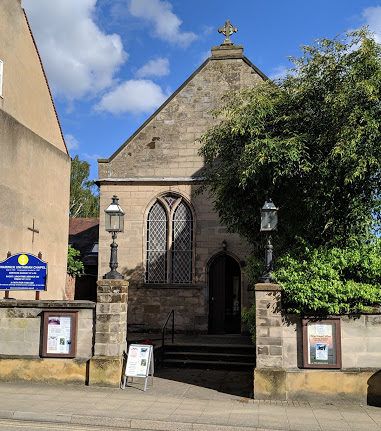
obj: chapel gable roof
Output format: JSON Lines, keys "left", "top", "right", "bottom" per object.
{"left": 97, "top": 31, "right": 269, "bottom": 181}
{"left": 99, "top": 46, "right": 267, "bottom": 166}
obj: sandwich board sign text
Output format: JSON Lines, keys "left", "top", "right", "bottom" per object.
{"left": 122, "top": 344, "right": 154, "bottom": 391}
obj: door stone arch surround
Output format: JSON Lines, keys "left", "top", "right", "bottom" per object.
{"left": 207, "top": 251, "right": 242, "bottom": 334}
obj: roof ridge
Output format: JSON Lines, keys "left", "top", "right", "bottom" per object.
{"left": 22, "top": 8, "right": 68, "bottom": 155}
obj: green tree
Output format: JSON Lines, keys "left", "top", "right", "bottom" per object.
{"left": 275, "top": 239, "right": 381, "bottom": 315}
{"left": 70, "top": 155, "right": 99, "bottom": 218}
{"left": 199, "top": 28, "right": 381, "bottom": 254}
{"left": 67, "top": 246, "right": 84, "bottom": 277}
{"left": 199, "top": 29, "right": 381, "bottom": 315}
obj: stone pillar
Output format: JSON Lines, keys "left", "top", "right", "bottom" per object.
{"left": 88, "top": 279, "right": 128, "bottom": 387}
{"left": 64, "top": 274, "right": 75, "bottom": 300}
{"left": 254, "top": 283, "right": 286, "bottom": 400}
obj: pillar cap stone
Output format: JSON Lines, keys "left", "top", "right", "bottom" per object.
{"left": 97, "top": 279, "right": 129, "bottom": 294}
{"left": 255, "top": 283, "right": 282, "bottom": 292}
{"left": 211, "top": 44, "right": 243, "bottom": 59}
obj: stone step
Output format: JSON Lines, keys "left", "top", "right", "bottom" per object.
{"left": 163, "top": 358, "right": 254, "bottom": 370}
{"left": 164, "top": 351, "right": 256, "bottom": 363}
{"left": 164, "top": 343, "right": 255, "bottom": 355}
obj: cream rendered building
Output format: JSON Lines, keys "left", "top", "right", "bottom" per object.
{"left": 0, "top": 0, "right": 71, "bottom": 299}
{"left": 98, "top": 30, "right": 267, "bottom": 333}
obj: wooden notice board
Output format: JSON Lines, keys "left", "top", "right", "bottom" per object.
{"left": 302, "top": 318, "right": 342, "bottom": 369}
{"left": 41, "top": 310, "right": 78, "bottom": 358}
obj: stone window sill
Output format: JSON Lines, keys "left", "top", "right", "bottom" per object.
{"left": 141, "top": 283, "right": 203, "bottom": 290}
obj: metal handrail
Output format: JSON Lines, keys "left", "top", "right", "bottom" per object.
{"left": 162, "top": 309, "right": 175, "bottom": 347}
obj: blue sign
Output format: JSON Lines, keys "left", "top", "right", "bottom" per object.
{"left": 0, "top": 253, "right": 47, "bottom": 291}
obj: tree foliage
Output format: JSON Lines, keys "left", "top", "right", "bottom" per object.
{"left": 199, "top": 29, "right": 381, "bottom": 315}
{"left": 275, "top": 239, "right": 381, "bottom": 315}
{"left": 199, "top": 29, "right": 381, "bottom": 253}
{"left": 67, "top": 246, "right": 84, "bottom": 277}
{"left": 70, "top": 156, "right": 99, "bottom": 218}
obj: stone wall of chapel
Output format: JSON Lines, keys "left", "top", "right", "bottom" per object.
{"left": 98, "top": 184, "right": 253, "bottom": 331}
{"left": 98, "top": 57, "right": 262, "bottom": 180}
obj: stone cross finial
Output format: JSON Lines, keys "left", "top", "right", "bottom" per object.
{"left": 218, "top": 20, "right": 238, "bottom": 45}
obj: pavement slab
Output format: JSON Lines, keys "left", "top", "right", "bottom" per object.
{"left": 0, "top": 378, "right": 379, "bottom": 431}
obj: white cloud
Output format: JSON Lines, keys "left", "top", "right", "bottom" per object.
{"left": 82, "top": 153, "right": 102, "bottom": 161}
{"left": 128, "top": 0, "right": 197, "bottom": 47}
{"left": 269, "top": 65, "right": 289, "bottom": 81}
{"left": 95, "top": 79, "right": 167, "bottom": 115}
{"left": 23, "top": 0, "right": 127, "bottom": 101}
{"left": 136, "top": 58, "right": 170, "bottom": 78}
{"left": 65, "top": 134, "right": 80, "bottom": 151}
{"left": 362, "top": 6, "right": 381, "bottom": 43}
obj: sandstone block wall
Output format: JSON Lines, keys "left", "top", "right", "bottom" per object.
{"left": 255, "top": 284, "right": 381, "bottom": 402}
{"left": 94, "top": 279, "right": 128, "bottom": 356}
{"left": 98, "top": 54, "right": 262, "bottom": 180}
{"left": 128, "top": 286, "right": 206, "bottom": 332}
{"left": 98, "top": 184, "right": 250, "bottom": 332}
{"left": 255, "top": 285, "right": 381, "bottom": 370}
{"left": 341, "top": 314, "right": 381, "bottom": 368}
{"left": 0, "top": 300, "right": 95, "bottom": 359}
{"left": 97, "top": 46, "right": 264, "bottom": 332}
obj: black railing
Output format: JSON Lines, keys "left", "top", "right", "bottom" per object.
{"left": 162, "top": 309, "right": 175, "bottom": 348}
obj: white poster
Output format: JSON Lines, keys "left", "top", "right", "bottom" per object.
{"left": 315, "top": 343, "right": 329, "bottom": 360}
{"left": 47, "top": 316, "right": 72, "bottom": 354}
{"left": 315, "top": 324, "right": 330, "bottom": 336}
{"left": 125, "top": 344, "right": 152, "bottom": 378}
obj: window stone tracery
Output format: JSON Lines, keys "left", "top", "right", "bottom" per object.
{"left": 146, "top": 194, "right": 193, "bottom": 284}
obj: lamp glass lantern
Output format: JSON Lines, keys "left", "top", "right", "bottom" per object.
{"left": 260, "top": 199, "right": 278, "bottom": 232}
{"left": 259, "top": 199, "right": 278, "bottom": 284}
{"left": 105, "top": 195, "right": 125, "bottom": 233}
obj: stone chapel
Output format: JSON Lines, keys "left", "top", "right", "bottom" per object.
{"left": 97, "top": 23, "right": 267, "bottom": 334}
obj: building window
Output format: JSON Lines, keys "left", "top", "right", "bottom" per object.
{"left": 88, "top": 242, "right": 99, "bottom": 255}
{"left": 0, "top": 60, "right": 3, "bottom": 97}
{"left": 146, "top": 194, "right": 193, "bottom": 284}
{"left": 146, "top": 201, "right": 168, "bottom": 283}
{"left": 172, "top": 201, "right": 193, "bottom": 283}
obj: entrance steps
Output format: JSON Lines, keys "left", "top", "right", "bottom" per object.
{"left": 162, "top": 341, "right": 256, "bottom": 371}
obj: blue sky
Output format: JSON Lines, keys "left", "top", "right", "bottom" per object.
{"left": 22, "top": 0, "right": 381, "bottom": 180}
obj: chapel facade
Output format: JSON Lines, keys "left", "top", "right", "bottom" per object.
{"left": 97, "top": 24, "right": 267, "bottom": 333}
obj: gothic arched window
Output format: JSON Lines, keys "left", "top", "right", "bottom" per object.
{"left": 146, "top": 201, "right": 167, "bottom": 283}
{"left": 146, "top": 194, "right": 193, "bottom": 284}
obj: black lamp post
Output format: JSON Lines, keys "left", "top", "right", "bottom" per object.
{"left": 103, "top": 195, "right": 125, "bottom": 280}
{"left": 259, "top": 199, "right": 278, "bottom": 283}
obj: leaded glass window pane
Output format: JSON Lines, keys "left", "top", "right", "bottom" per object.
{"left": 162, "top": 195, "right": 178, "bottom": 209}
{"left": 171, "top": 201, "right": 193, "bottom": 283}
{"left": 146, "top": 202, "right": 167, "bottom": 283}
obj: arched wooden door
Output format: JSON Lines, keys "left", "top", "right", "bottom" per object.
{"left": 208, "top": 254, "right": 241, "bottom": 334}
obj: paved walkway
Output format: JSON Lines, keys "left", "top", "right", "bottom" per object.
{"left": 0, "top": 377, "right": 380, "bottom": 431}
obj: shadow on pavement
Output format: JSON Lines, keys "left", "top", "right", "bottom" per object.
{"left": 156, "top": 367, "right": 253, "bottom": 398}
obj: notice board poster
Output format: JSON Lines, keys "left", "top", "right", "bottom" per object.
{"left": 41, "top": 311, "right": 78, "bottom": 358}
{"left": 302, "top": 319, "right": 341, "bottom": 369}
{"left": 125, "top": 344, "right": 153, "bottom": 378}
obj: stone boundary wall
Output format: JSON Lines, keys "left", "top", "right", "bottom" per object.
{"left": 254, "top": 284, "right": 381, "bottom": 404}
{"left": 0, "top": 300, "right": 95, "bottom": 359}
{"left": 128, "top": 284, "right": 207, "bottom": 333}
